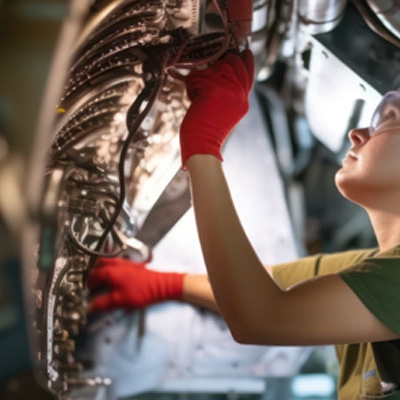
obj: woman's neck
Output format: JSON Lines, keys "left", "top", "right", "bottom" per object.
{"left": 367, "top": 208, "right": 400, "bottom": 252}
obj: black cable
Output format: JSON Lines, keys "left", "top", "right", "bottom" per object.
{"left": 82, "top": 71, "right": 162, "bottom": 275}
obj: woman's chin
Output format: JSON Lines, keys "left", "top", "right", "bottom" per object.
{"left": 334, "top": 168, "right": 346, "bottom": 191}
{"left": 334, "top": 170, "right": 357, "bottom": 201}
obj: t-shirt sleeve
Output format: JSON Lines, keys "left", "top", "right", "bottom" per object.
{"left": 339, "top": 255, "right": 400, "bottom": 336}
{"left": 271, "top": 254, "right": 320, "bottom": 290}
{"left": 272, "top": 248, "right": 377, "bottom": 291}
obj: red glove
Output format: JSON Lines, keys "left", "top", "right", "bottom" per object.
{"left": 87, "top": 257, "right": 185, "bottom": 312}
{"left": 180, "top": 50, "right": 254, "bottom": 167}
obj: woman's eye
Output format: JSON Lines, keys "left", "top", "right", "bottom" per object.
{"left": 378, "top": 109, "right": 395, "bottom": 125}
{"left": 370, "top": 107, "right": 398, "bottom": 134}
{"left": 383, "top": 109, "right": 395, "bottom": 120}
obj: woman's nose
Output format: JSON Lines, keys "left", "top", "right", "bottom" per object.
{"left": 348, "top": 127, "right": 370, "bottom": 147}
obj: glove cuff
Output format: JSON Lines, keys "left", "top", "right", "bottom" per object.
{"left": 160, "top": 272, "right": 186, "bottom": 301}
{"left": 181, "top": 151, "right": 223, "bottom": 170}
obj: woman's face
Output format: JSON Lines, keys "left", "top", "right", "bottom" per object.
{"left": 335, "top": 91, "right": 400, "bottom": 204}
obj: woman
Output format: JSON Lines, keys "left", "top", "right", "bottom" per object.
{"left": 89, "top": 50, "right": 400, "bottom": 399}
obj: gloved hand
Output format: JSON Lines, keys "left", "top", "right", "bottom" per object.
{"left": 88, "top": 257, "right": 185, "bottom": 312}
{"left": 180, "top": 49, "right": 254, "bottom": 167}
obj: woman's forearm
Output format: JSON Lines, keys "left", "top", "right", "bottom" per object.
{"left": 182, "top": 274, "right": 220, "bottom": 313}
{"left": 186, "top": 155, "right": 283, "bottom": 342}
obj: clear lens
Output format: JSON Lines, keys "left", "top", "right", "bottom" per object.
{"left": 369, "top": 91, "right": 400, "bottom": 135}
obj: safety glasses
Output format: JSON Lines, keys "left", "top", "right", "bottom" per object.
{"left": 369, "top": 91, "right": 400, "bottom": 136}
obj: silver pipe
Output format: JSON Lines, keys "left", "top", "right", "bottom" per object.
{"left": 366, "top": 0, "right": 400, "bottom": 41}
{"left": 353, "top": 0, "right": 400, "bottom": 48}
{"left": 298, "top": 0, "right": 348, "bottom": 34}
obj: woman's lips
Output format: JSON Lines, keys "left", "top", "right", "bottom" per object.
{"left": 343, "top": 151, "right": 358, "bottom": 164}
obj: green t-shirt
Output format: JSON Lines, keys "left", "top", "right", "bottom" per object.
{"left": 272, "top": 246, "right": 400, "bottom": 399}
